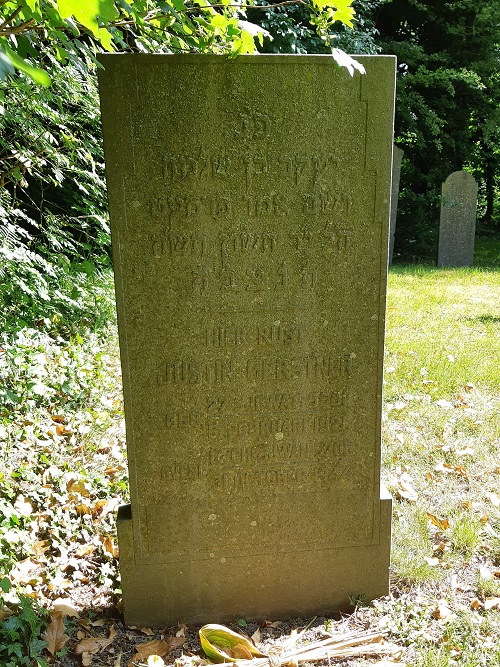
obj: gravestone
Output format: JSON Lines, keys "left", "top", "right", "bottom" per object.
{"left": 389, "top": 145, "right": 404, "bottom": 265}
{"left": 98, "top": 54, "right": 395, "bottom": 627}
{"left": 438, "top": 171, "right": 478, "bottom": 267}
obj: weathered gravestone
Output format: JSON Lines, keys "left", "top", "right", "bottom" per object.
{"left": 98, "top": 54, "right": 395, "bottom": 627}
{"left": 438, "top": 171, "right": 478, "bottom": 267}
{"left": 389, "top": 145, "right": 404, "bottom": 265}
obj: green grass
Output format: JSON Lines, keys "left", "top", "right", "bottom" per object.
{"left": 377, "top": 255, "right": 500, "bottom": 665}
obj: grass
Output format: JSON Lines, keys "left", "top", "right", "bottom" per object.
{"left": 1, "top": 239, "right": 500, "bottom": 665}
{"left": 379, "top": 254, "right": 500, "bottom": 665}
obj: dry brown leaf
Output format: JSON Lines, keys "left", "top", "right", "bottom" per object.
{"left": 75, "top": 544, "right": 96, "bottom": 558}
{"left": 264, "top": 620, "right": 282, "bottom": 628}
{"left": 41, "top": 611, "right": 70, "bottom": 656}
{"left": 396, "top": 473, "right": 418, "bottom": 502}
{"left": 52, "top": 598, "right": 79, "bottom": 618}
{"left": 139, "top": 627, "right": 155, "bottom": 636}
{"left": 251, "top": 627, "right": 262, "bottom": 644}
{"left": 51, "top": 414, "right": 66, "bottom": 423}
{"left": 102, "top": 535, "right": 119, "bottom": 558}
{"left": 230, "top": 643, "right": 253, "bottom": 660}
{"left": 76, "top": 624, "right": 117, "bottom": 655}
{"left": 471, "top": 598, "right": 482, "bottom": 610}
{"left": 427, "top": 513, "right": 449, "bottom": 530}
{"left": 75, "top": 504, "right": 91, "bottom": 516}
{"left": 32, "top": 540, "right": 50, "bottom": 557}
{"left": 69, "top": 479, "right": 90, "bottom": 496}
{"left": 92, "top": 497, "right": 120, "bottom": 519}
{"left": 176, "top": 623, "right": 188, "bottom": 638}
{"left": 129, "top": 637, "right": 185, "bottom": 666}
{"left": 104, "top": 466, "right": 123, "bottom": 476}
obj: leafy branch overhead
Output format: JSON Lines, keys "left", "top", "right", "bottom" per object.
{"left": 0, "top": 0, "right": 357, "bottom": 85}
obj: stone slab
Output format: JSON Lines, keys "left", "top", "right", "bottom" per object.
{"left": 389, "top": 145, "right": 404, "bottom": 265}
{"left": 98, "top": 54, "right": 396, "bottom": 626}
{"left": 438, "top": 170, "right": 478, "bottom": 267}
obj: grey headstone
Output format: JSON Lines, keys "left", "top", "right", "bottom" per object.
{"left": 389, "top": 145, "right": 404, "bottom": 265}
{"left": 438, "top": 171, "right": 478, "bottom": 267}
{"left": 98, "top": 54, "right": 395, "bottom": 627}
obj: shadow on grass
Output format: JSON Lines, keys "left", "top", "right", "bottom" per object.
{"left": 390, "top": 236, "right": 500, "bottom": 274}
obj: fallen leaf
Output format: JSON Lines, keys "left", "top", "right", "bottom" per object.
{"left": 92, "top": 497, "right": 120, "bottom": 519}
{"left": 104, "top": 466, "right": 123, "bottom": 476}
{"left": 52, "top": 598, "right": 79, "bottom": 618}
{"left": 251, "top": 627, "right": 262, "bottom": 644}
{"left": 102, "top": 536, "right": 119, "bottom": 558}
{"left": 41, "top": 611, "right": 70, "bottom": 656}
{"left": 76, "top": 624, "right": 117, "bottom": 655}
{"left": 51, "top": 414, "right": 66, "bottom": 423}
{"left": 68, "top": 479, "right": 90, "bottom": 497}
{"left": 75, "top": 504, "right": 91, "bottom": 516}
{"left": 129, "top": 638, "right": 185, "bottom": 666}
{"left": 231, "top": 643, "right": 253, "bottom": 659}
{"left": 396, "top": 473, "right": 418, "bottom": 502}
{"left": 463, "top": 383, "right": 475, "bottom": 392}
{"left": 139, "top": 627, "right": 155, "bottom": 636}
{"left": 176, "top": 623, "right": 188, "bottom": 638}
{"left": 471, "top": 598, "right": 481, "bottom": 610}
{"left": 427, "top": 513, "right": 449, "bottom": 531}
{"left": 75, "top": 544, "right": 96, "bottom": 558}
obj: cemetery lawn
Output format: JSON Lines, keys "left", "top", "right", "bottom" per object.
{"left": 1, "top": 254, "right": 500, "bottom": 665}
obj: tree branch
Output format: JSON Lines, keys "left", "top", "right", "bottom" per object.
{"left": 0, "top": 4, "right": 23, "bottom": 31}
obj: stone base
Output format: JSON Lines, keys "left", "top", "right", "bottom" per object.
{"left": 117, "top": 489, "right": 392, "bottom": 627}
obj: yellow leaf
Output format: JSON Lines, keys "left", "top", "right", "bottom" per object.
{"left": 427, "top": 513, "right": 449, "bottom": 530}
{"left": 41, "top": 611, "right": 70, "bottom": 656}
{"left": 200, "top": 624, "right": 267, "bottom": 663}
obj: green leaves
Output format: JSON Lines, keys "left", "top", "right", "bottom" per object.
{"left": 56, "top": 0, "right": 118, "bottom": 38}
{"left": 0, "top": 44, "right": 51, "bottom": 86}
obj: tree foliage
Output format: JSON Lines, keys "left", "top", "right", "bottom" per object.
{"left": 375, "top": 0, "right": 500, "bottom": 259}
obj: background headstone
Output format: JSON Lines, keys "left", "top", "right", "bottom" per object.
{"left": 438, "top": 170, "right": 478, "bottom": 267}
{"left": 98, "top": 54, "right": 395, "bottom": 627}
{"left": 389, "top": 145, "right": 404, "bottom": 265}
